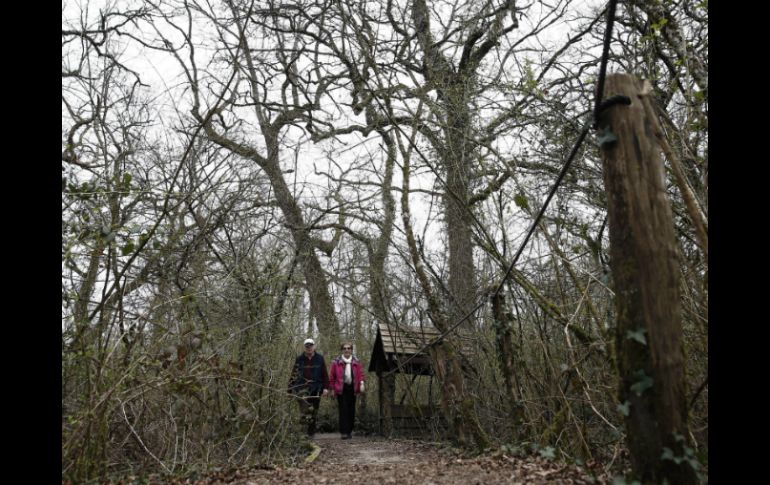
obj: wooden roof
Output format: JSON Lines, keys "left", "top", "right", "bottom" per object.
{"left": 378, "top": 321, "right": 440, "bottom": 355}
{"left": 368, "top": 321, "right": 475, "bottom": 374}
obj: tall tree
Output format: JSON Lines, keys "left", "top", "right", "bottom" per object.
{"left": 151, "top": 0, "right": 346, "bottom": 340}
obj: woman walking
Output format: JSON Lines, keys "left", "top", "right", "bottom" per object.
{"left": 328, "top": 341, "right": 365, "bottom": 439}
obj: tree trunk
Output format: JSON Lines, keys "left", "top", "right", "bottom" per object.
{"left": 202, "top": 123, "right": 341, "bottom": 341}
{"left": 443, "top": 95, "right": 477, "bottom": 330}
{"left": 262, "top": 142, "right": 340, "bottom": 340}
{"left": 598, "top": 73, "right": 697, "bottom": 485}
{"left": 400, "top": 136, "right": 488, "bottom": 448}
{"left": 367, "top": 130, "right": 397, "bottom": 332}
{"left": 490, "top": 292, "right": 524, "bottom": 436}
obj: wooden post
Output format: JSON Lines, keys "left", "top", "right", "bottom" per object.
{"left": 598, "top": 73, "right": 697, "bottom": 484}
{"left": 381, "top": 357, "right": 395, "bottom": 436}
{"left": 377, "top": 370, "right": 383, "bottom": 435}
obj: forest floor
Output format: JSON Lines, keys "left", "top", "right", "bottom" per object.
{"left": 153, "top": 433, "right": 615, "bottom": 484}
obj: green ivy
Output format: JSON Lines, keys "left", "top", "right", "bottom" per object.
{"left": 626, "top": 328, "right": 647, "bottom": 345}
{"left": 617, "top": 400, "right": 631, "bottom": 417}
{"left": 630, "top": 370, "right": 653, "bottom": 396}
{"left": 121, "top": 241, "right": 135, "bottom": 256}
{"left": 660, "top": 433, "right": 702, "bottom": 472}
{"left": 650, "top": 18, "right": 669, "bottom": 35}
{"left": 538, "top": 446, "right": 556, "bottom": 460}
{"left": 514, "top": 193, "right": 529, "bottom": 210}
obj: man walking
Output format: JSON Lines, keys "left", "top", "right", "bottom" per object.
{"left": 288, "top": 338, "right": 329, "bottom": 437}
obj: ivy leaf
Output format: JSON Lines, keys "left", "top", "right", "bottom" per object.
{"left": 100, "top": 226, "right": 116, "bottom": 243}
{"left": 538, "top": 446, "right": 556, "bottom": 459}
{"left": 650, "top": 18, "right": 669, "bottom": 33}
{"left": 661, "top": 447, "right": 675, "bottom": 461}
{"left": 513, "top": 193, "right": 529, "bottom": 210}
{"left": 693, "top": 90, "right": 705, "bottom": 102}
{"left": 630, "top": 370, "right": 653, "bottom": 396}
{"left": 121, "top": 241, "right": 135, "bottom": 256}
{"left": 626, "top": 328, "right": 647, "bottom": 345}
{"left": 597, "top": 127, "right": 618, "bottom": 147}
{"left": 617, "top": 400, "right": 631, "bottom": 417}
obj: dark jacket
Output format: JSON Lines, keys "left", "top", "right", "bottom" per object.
{"left": 289, "top": 352, "right": 330, "bottom": 395}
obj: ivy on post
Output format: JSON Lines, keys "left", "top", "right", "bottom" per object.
{"left": 597, "top": 73, "right": 698, "bottom": 484}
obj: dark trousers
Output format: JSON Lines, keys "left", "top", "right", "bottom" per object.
{"left": 297, "top": 391, "right": 321, "bottom": 435}
{"left": 337, "top": 383, "right": 356, "bottom": 435}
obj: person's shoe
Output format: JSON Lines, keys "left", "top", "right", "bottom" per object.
{"left": 341, "top": 434, "right": 351, "bottom": 440}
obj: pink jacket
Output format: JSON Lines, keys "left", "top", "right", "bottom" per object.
{"left": 328, "top": 356, "right": 365, "bottom": 395}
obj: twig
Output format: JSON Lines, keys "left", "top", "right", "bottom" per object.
{"left": 120, "top": 400, "right": 172, "bottom": 474}
{"left": 564, "top": 282, "right": 619, "bottom": 433}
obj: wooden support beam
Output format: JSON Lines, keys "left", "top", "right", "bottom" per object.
{"left": 598, "top": 73, "right": 697, "bottom": 484}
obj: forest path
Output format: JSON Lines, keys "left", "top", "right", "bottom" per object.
{"left": 218, "top": 433, "right": 604, "bottom": 484}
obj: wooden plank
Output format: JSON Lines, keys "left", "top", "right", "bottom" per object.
{"left": 377, "top": 321, "right": 474, "bottom": 355}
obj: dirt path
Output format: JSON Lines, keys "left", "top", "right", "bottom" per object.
{"left": 218, "top": 433, "right": 606, "bottom": 484}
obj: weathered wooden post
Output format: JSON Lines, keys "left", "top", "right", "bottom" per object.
{"left": 598, "top": 73, "right": 698, "bottom": 484}
{"left": 381, "top": 368, "right": 395, "bottom": 436}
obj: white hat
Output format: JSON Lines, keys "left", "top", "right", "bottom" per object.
{"left": 303, "top": 338, "right": 315, "bottom": 346}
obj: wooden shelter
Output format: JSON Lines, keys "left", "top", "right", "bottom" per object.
{"left": 368, "top": 321, "right": 440, "bottom": 432}
{"left": 368, "top": 321, "right": 474, "bottom": 433}
{"left": 369, "top": 321, "right": 439, "bottom": 375}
